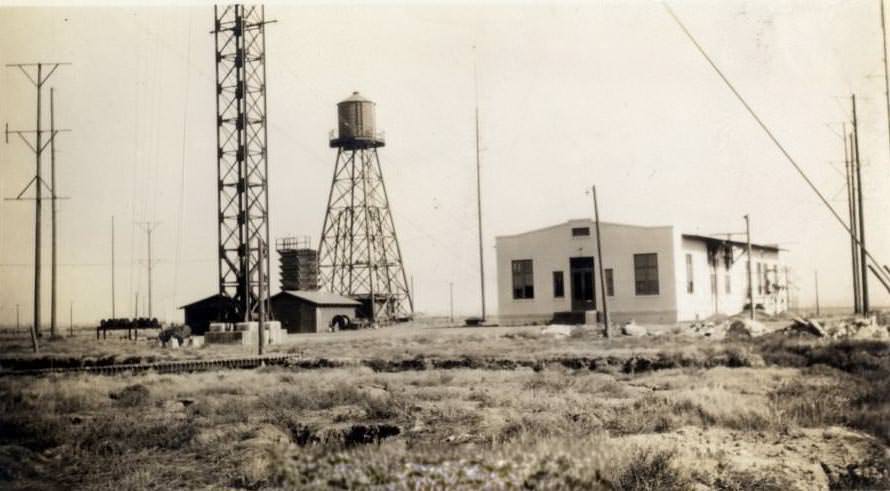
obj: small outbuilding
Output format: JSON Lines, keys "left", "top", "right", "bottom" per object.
{"left": 270, "top": 290, "right": 361, "bottom": 333}
{"left": 179, "top": 294, "right": 239, "bottom": 335}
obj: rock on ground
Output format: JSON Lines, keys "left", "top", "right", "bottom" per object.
{"left": 622, "top": 323, "right": 647, "bottom": 337}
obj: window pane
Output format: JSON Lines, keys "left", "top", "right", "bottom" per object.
{"left": 634, "top": 253, "right": 659, "bottom": 295}
{"left": 553, "top": 271, "right": 564, "bottom": 298}
{"left": 512, "top": 260, "right": 534, "bottom": 299}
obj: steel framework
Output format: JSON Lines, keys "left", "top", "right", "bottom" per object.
{"left": 318, "top": 146, "right": 413, "bottom": 322}
{"left": 213, "top": 5, "right": 271, "bottom": 320}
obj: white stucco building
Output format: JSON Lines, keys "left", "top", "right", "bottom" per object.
{"left": 496, "top": 219, "right": 789, "bottom": 325}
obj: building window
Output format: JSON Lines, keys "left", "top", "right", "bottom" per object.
{"left": 710, "top": 269, "right": 717, "bottom": 295}
{"left": 571, "top": 227, "right": 590, "bottom": 237}
{"left": 685, "top": 253, "right": 694, "bottom": 294}
{"left": 512, "top": 260, "right": 534, "bottom": 299}
{"left": 634, "top": 253, "right": 659, "bottom": 295}
{"left": 553, "top": 271, "right": 564, "bottom": 298}
{"left": 605, "top": 268, "right": 614, "bottom": 296}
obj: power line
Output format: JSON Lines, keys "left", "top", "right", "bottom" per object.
{"left": 664, "top": 3, "right": 890, "bottom": 295}
{"left": 3, "top": 62, "right": 70, "bottom": 339}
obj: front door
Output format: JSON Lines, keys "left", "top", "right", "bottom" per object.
{"left": 570, "top": 257, "right": 596, "bottom": 311}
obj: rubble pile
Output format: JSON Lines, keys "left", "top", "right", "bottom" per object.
{"left": 777, "top": 316, "right": 889, "bottom": 340}
{"left": 687, "top": 320, "right": 736, "bottom": 339}
{"left": 823, "top": 317, "right": 889, "bottom": 340}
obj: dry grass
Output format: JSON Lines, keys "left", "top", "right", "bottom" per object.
{"left": 0, "top": 329, "right": 889, "bottom": 489}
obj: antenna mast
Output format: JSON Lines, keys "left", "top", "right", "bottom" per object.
{"left": 474, "top": 46, "right": 486, "bottom": 322}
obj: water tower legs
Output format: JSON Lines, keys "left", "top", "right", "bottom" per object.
{"left": 318, "top": 148, "right": 413, "bottom": 322}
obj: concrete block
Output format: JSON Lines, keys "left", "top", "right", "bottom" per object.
{"left": 208, "top": 323, "right": 228, "bottom": 333}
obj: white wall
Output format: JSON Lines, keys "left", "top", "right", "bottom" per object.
{"left": 496, "top": 220, "right": 678, "bottom": 324}
{"left": 675, "top": 236, "right": 785, "bottom": 321}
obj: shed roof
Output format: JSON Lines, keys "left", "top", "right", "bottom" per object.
{"left": 276, "top": 290, "right": 361, "bottom": 306}
{"left": 179, "top": 293, "right": 238, "bottom": 310}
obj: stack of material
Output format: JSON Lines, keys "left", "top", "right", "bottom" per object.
{"left": 280, "top": 248, "right": 319, "bottom": 291}
{"left": 205, "top": 321, "right": 285, "bottom": 345}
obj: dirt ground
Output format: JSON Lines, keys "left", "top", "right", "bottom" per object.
{"left": 1, "top": 320, "right": 889, "bottom": 489}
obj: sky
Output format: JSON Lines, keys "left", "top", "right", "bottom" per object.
{"left": 1, "top": 0, "right": 890, "bottom": 326}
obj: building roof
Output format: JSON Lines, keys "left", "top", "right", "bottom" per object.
{"left": 275, "top": 290, "right": 361, "bottom": 306}
{"left": 179, "top": 293, "right": 238, "bottom": 310}
{"left": 681, "top": 234, "right": 780, "bottom": 252}
{"left": 496, "top": 219, "right": 781, "bottom": 252}
{"left": 496, "top": 219, "right": 670, "bottom": 240}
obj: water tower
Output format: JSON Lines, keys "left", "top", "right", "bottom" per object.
{"left": 317, "top": 92, "right": 413, "bottom": 322}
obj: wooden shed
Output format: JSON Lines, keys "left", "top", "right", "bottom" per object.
{"left": 269, "top": 290, "right": 360, "bottom": 333}
{"left": 179, "top": 294, "right": 239, "bottom": 335}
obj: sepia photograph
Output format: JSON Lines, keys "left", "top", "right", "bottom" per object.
{"left": 1, "top": 0, "right": 890, "bottom": 488}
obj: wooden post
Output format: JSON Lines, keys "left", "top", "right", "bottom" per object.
{"left": 852, "top": 95, "right": 869, "bottom": 313}
{"left": 449, "top": 282, "right": 454, "bottom": 323}
{"left": 815, "top": 270, "right": 821, "bottom": 317}
{"left": 745, "top": 214, "right": 754, "bottom": 320}
{"left": 258, "top": 238, "right": 265, "bottom": 356}
{"left": 591, "top": 185, "right": 609, "bottom": 335}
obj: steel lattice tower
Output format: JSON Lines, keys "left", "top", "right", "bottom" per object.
{"left": 213, "top": 5, "right": 271, "bottom": 320}
{"left": 318, "top": 93, "right": 413, "bottom": 322}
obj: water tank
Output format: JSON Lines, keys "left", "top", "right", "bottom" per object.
{"left": 337, "top": 91, "right": 376, "bottom": 140}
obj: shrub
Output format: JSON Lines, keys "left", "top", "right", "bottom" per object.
{"left": 109, "top": 384, "right": 150, "bottom": 407}
{"left": 614, "top": 449, "right": 689, "bottom": 491}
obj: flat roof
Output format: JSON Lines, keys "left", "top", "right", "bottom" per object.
{"left": 495, "top": 219, "right": 781, "bottom": 252}
{"left": 682, "top": 233, "right": 780, "bottom": 252}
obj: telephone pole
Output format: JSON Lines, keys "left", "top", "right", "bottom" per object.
{"left": 744, "top": 214, "right": 754, "bottom": 320}
{"left": 258, "top": 238, "right": 266, "bottom": 355}
{"left": 815, "top": 270, "right": 821, "bottom": 317}
{"left": 111, "top": 216, "right": 116, "bottom": 319}
{"left": 852, "top": 95, "right": 869, "bottom": 313}
{"left": 845, "top": 125, "right": 861, "bottom": 313}
{"left": 474, "top": 47, "right": 486, "bottom": 322}
{"left": 449, "top": 282, "right": 454, "bottom": 323}
{"left": 137, "top": 221, "right": 160, "bottom": 319}
{"left": 591, "top": 185, "right": 609, "bottom": 335}
{"left": 4, "top": 62, "right": 70, "bottom": 338}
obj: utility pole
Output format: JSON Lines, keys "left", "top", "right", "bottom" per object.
{"left": 111, "top": 216, "right": 116, "bottom": 319}
{"left": 591, "top": 185, "right": 609, "bottom": 335}
{"left": 880, "top": 0, "right": 890, "bottom": 171}
{"left": 845, "top": 126, "right": 861, "bottom": 313}
{"left": 449, "top": 282, "right": 454, "bottom": 323}
{"left": 16, "top": 304, "right": 20, "bottom": 331}
{"left": 815, "top": 270, "right": 821, "bottom": 317}
{"left": 49, "top": 88, "right": 57, "bottom": 337}
{"left": 258, "top": 238, "right": 265, "bottom": 355}
{"left": 852, "top": 95, "right": 869, "bottom": 313}
{"left": 784, "top": 266, "right": 791, "bottom": 312}
{"left": 137, "top": 221, "right": 160, "bottom": 319}
{"left": 4, "top": 62, "right": 70, "bottom": 339}
{"left": 474, "top": 46, "right": 486, "bottom": 323}
{"left": 69, "top": 301, "right": 73, "bottom": 337}
{"left": 744, "top": 214, "right": 754, "bottom": 320}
